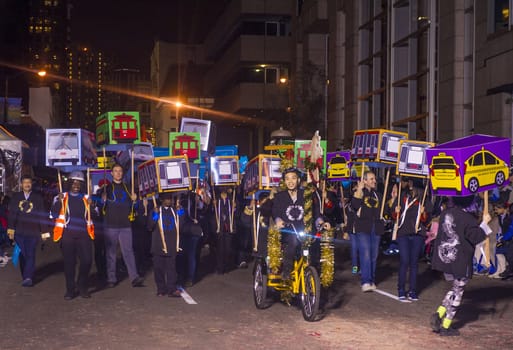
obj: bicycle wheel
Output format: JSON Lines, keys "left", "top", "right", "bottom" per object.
{"left": 253, "top": 259, "right": 270, "bottom": 309}
{"left": 301, "top": 265, "right": 320, "bottom": 322}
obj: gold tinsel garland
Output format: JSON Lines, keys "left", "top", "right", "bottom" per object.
{"left": 320, "top": 226, "right": 335, "bottom": 287}
{"left": 267, "top": 224, "right": 283, "bottom": 274}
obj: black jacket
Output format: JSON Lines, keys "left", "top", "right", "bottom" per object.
{"left": 391, "top": 193, "right": 432, "bottom": 238}
{"left": 8, "top": 191, "right": 48, "bottom": 237}
{"left": 102, "top": 182, "right": 134, "bottom": 228}
{"left": 272, "top": 188, "right": 322, "bottom": 233}
{"left": 431, "top": 207, "right": 487, "bottom": 279}
{"left": 147, "top": 207, "right": 183, "bottom": 256}
{"left": 351, "top": 188, "right": 384, "bottom": 235}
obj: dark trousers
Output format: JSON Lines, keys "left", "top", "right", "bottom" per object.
{"left": 62, "top": 235, "right": 93, "bottom": 294}
{"left": 216, "top": 232, "right": 232, "bottom": 273}
{"left": 282, "top": 232, "right": 299, "bottom": 278}
{"left": 182, "top": 235, "right": 200, "bottom": 282}
{"left": 15, "top": 235, "right": 39, "bottom": 280}
{"left": 397, "top": 234, "right": 424, "bottom": 293}
{"left": 132, "top": 223, "right": 151, "bottom": 276}
{"left": 93, "top": 229, "right": 106, "bottom": 279}
{"left": 153, "top": 254, "right": 177, "bottom": 294}
{"left": 237, "top": 226, "right": 252, "bottom": 264}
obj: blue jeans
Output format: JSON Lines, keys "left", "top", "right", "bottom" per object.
{"left": 104, "top": 227, "right": 139, "bottom": 283}
{"left": 350, "top": 233, "right": 359, "bottom": 267}
{"left": 15, "top": 235, "right": 39, "bottom": 280}
{"left": 397, "top": 234, "right": 424, "bottom": 293}
{"left": 356, "top": 231, "right": 381, "bottom": 285}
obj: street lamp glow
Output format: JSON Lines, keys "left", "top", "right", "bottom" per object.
{"left": 279, "top": 77, "right": 287, "bottom": 84}
{"left": 175, "top": 101, "right": 182, "bottom": 108}
{"left": 37, "top": 70, "right": 47, "bottom": 77}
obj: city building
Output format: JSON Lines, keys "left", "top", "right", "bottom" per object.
{"left": 292, "top": 0, "right": 513, "bottom": 151}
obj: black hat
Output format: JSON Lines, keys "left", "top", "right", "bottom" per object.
{"left": 159, "top": 192, "right": 173, "bottom": 200}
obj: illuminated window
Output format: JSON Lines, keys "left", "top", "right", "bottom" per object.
{"left": 494, "top": 0, "right": 510, "bottom": 32}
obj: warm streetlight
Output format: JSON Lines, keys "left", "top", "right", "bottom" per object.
{"left": 279, "top": 77, "right": 287, "bottom": 84}
{"left": 175, "top": 101, "right": 182, "bottom": 129}
{"left": 37, "top": 70, "right": 47, "bottom": 77}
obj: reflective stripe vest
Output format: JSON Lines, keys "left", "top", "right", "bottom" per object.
{"left": 53, "top": 193, "right": 95, "bottom": 242}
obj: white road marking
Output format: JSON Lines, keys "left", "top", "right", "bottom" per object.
{"left": 373, "top": 288, "right": 411, "bottom": 303}
{"left": 179, "top": 288, "right": 198, "bottom": 304}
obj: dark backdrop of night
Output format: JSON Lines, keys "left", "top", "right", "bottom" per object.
{"left": 72, "top": 0, "right": 226, "bottom": 70}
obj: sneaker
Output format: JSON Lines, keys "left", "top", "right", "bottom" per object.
{"left": 398, "top": 290, "right": 407, "bottom": 302}
{"left": 407, "top": 291, "right": 419, "bottom": 301}
{"left": 439, "top": 326, "right": 460, "bottom": 336}
{"left": 239, "top": 261, "right": 248, "bottom": 269}
{"left": 21, "top": 278, "right": 33, "bottom": 287}
{"left": 64, "top": 292, "right": 75, "bottom": 301}
{"left": 430, "top": 313, "right": 442, "bottom": 333}
{"left": 351, "top": 266, "right": 359, "bottom": 274}
{"left": 168, "top": 290, "right": 182, "bottom": 298}
{"left": 369, "top": 283, "right": 377, "bottom": 290}
{"left": 361, "top": 283, "right": 374, "bottom": 292}
{"left": 131, "top": 276, "right": 144, "bottom": 287}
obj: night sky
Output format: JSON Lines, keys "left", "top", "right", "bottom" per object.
{"left": 72, "top": 0, "right": 226, "bottom": 70}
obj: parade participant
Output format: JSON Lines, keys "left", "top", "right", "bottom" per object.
{"left": 272, "top": 168, "right": 323, "bottom": 281}
{"left": 178, "top": 191, "right": 203, "bottom": 287}
{"left": 148, "top": 192, "right": 183, "bottom": 297}
{"left": 101, "top": 163, "right": 144, "bottom": 288}
{"left": 390, "top": 182, "right": 431, "bottom": 301}
{"left": 7, "top": 174, "right": 49, "bottom": 287}
{"left": 237, "top": 196, "right": 254, "bottom": 269}
{"left": 430, "top": 195, "right": 492, "bottom": 336}
{"left": 214, "top": 187, "right": 235, "bottom": 274}
{"left": 51, "top": 171, "right": 95, "bottom": 300}
{"left": 351, "top": 170, "right": 384, "bottom": 292}
{"left": 132, "top": 193, "right": 153, "bottom": 277}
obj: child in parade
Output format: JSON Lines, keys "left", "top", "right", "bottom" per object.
{"left": 148, "top": 192, "right": 183, "bottom": 297}
{"left": 430, "top": 194, "right": 492, "bottom": 336}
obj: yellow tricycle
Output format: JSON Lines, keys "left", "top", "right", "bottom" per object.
{"left": 253, "top": 224, "right": 321, "bottom": 322}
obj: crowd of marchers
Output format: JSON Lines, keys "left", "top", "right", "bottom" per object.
{"left": 1, "top": 166, "right": 513, "bottom": 337}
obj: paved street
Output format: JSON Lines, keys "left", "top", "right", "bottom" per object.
{"left": 1, "top": 240, "right": 512, "bottom": 350}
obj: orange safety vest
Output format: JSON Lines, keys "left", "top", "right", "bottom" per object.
{"left": 53, "top": 193, "right": 95, "bottom": 242}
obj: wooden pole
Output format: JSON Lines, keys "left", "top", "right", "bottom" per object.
{"left": 102, "top": 146, "right": 107, "bottom": 195}
{"left": 340, "top": 183, "right": 347, "bottom": 226}
{"left": 57, "top": 169, "right": 63, "bottom": 193}
{"left": 212, "top": 189, "right": 219, "bottom": 232}
{"left": 152, "top": 196, "right": 167, "bottom": 254}
{"left": 483, "top": 191, "right": 490, "bottom": 268}
{"left": 175, "top": 198, "right": 181, "bottom": 252}
{"left": 380, "top": 168, "right": 391, "bottom": 220}
{"left": 86, "top": 168, "right": 91, "bottom": 224}
{"left": 131, "top": 145, "right": 135, "bottom": 195}
{"left": 392, "top": 175, "right": 401, "bottom": 241}
{"left": 230, "top": 187, "right": 236, "bottom": 233}
{"left": 252, "top": 193, "right": 257, "bottom": 252}
{"left": 415, "top": 176, "right": 430, "bottom": 233}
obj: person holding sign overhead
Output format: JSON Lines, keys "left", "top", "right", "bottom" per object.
{"left": 390, "top": 180, "right": 431, "bottom": 301}
{"left": 351, "top": 170, "right": 384, "bottom": 292}
{"left": 148, "top": 192, "right": 183, "bottom": 297}
{"left": 101, "top": 163, "right": 144, "bottom": 288}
